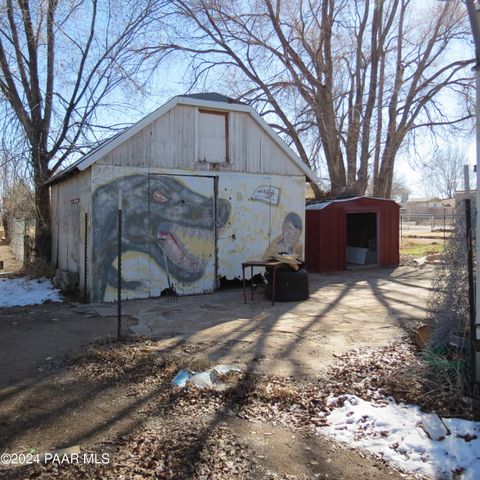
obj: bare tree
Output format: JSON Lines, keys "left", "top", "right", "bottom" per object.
{"left": 421, "top": 145, "right": 469, "bottom": 198}
{"left": 153, "top": 0, "right": 474, "bottom": 198}
{"left": 0, "top": 0, "right": 163, "bottom": 260}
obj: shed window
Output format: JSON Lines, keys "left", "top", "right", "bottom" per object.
{"left": 198, "top": 109, "right": 228, "bottom": 163}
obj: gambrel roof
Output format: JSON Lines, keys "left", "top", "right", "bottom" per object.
{"left": 49, "top": 93, "right": 318, "bottom": 185}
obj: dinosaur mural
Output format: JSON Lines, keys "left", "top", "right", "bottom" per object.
{"left": 92, "top": 174, "right": 230, "bottom": 301}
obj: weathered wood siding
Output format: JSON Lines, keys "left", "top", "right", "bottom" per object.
{"left": 51, "top": 169, "right": 91, "bottom": 294}
{"left": 53, "top": 100, "right": 309, "bottom": 301}
{"left": 96, "top": 105, "right": 303, "bottom": 177}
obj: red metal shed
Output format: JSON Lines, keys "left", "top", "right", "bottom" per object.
{"left": 305, "top": 196, "right": 399, "bottom": 272}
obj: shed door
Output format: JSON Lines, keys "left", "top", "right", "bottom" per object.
{"left": 345, "top": 212, "right": 378, "bottom": 266}
{"left": 147, "top": 174, "right": 217, "bottom": 296}
{"left": 92, "top": 173, "right": 220, "bottom": 302}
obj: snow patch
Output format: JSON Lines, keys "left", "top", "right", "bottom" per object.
{"left": 0, "top": 277, "right": 63, "bottom": 307}
{"left": 318, "top": 395, "right": 480, "bottom": 479}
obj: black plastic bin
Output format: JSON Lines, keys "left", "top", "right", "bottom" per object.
{"left": 265, "top": 267, "right": 309, "bottom": 302}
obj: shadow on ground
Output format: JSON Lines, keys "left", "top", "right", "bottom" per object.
{"left": 0, "top": 265, "right": 433, "bottom": 479}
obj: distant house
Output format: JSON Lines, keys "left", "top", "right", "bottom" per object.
{"left": 48, "top": 93, "right": 317, "bottom": 302}
{"left": 403, "top": 197, "right": 454, "bottom": 216}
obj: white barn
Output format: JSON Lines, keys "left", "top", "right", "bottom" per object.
{"left": 49, "top": 93, "right": 317, "bottom": 302}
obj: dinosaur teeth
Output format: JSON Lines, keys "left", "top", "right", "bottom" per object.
{"left": 170, "top": 225, "right": 214, "bottom": 260}
{"left": 155, "top": 224, "right": 214, "bottom": 276}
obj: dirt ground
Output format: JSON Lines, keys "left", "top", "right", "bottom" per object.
{"left": 0, "top": 303, "right": 137, "bottom": 386}
{"left": 0, "top": 265, "right": 433, "bottom": 385}
{"left": 0, "top": 265, "right": 434, "bottom": 479}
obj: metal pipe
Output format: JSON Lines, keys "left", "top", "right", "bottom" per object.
{"left": 117, "top": 191, "right": 122, "bottom": 339}
{"left": 466, "top": 0, "right": 480, "bottom": 61}
{"left": 471, "top": 1, "right": 480, "bottom": 384}
{"left": 466, "top": 199, "right": 477, "bottom": 388}
{"left": 444, "top": 207, "right": 446, "bottom": 242}
{"left": 84, "top": 213, "right": 88, "bottom": 302}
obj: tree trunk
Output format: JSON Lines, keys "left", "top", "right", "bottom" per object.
{"left": 308, "top": 181, "right": 323, "bottom": 200}
{"left": 353, "top": 177, "right": 368, "bottom": 196}
{"left": 327, "top": 155, "right": 347, "bottom": 195}
{"left": 33, "top": 154, "right": 51, "bottom": 262}
{"left": 2, "top": 216, "right": 9, "bottom": 240}
{"left": 373, "top": 149, "right": 395, "bottom": 199}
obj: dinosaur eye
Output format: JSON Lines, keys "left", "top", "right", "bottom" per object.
{"left": 153, "top": 191, "right": 167, "bottom": 203}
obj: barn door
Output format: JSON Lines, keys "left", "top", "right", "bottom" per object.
{"left": 147, "top": 174, "right": 217, "bottom": 296}
{"left": 92, "top": 172, "right": 222, "bottom": 302}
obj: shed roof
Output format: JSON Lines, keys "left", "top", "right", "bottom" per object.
{"left": 306, "top": 196, "right": 398, "bottom": 210}
{"left": 49, "top": 93, "right": 318, "bottom": 185}
{"left": 179, "top": 92, "right": 243, "bottom": 104}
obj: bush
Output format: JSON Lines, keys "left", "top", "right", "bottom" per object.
{"left": 425, "top": 201, "right": 475, "bottom": 398}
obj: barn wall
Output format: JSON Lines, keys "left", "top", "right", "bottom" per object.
{"left": 89, "top": 164, "right": 305, "bottom": 302}
{"left": 96, "top": 105, "right": 304, "bottom": 177}
{"left": 98, "top": 105, "right": 196, "bottom": 168}
{"left": 217, "top": 173, "right": 305, "bottom": 279}
{"left": 227, "top": 112, "right": 301, "bottom": 176}
{"left": 51, "top": 169, "right": 92, "bottom": 293}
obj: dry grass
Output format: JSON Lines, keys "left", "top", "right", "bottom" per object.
{"left": 400, "top": 240, "right": 444, "bottom": 257}
{"left": 69, "top": 336, "right": 477, "bottom": 423}
{"left": 8, "top": 335, "right": 476, "bottom": 480}
{"left": 28, "top": 422, "right": 256, "bottom": 480}
{"left": 69, "top": 336, "right": 173, "bottom": 383}
{"left": 20, "top": 257, "right": 55, "bottom": 279}
{"left": 252, "top": 381, "right": 301, "bottom": 403}
{"left": 323, "top": 341, "right": 478, "bottom": 420}
{"left": 173, "top": 354, "right": 213, "bottom": 373}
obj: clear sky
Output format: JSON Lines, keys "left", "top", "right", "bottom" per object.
{"left": 394, "top": 0, "right": 477, "bottom": 198}
{"left": 395, "top": 138, "right": 476, "bottom": 198}
{"left": 89, "top": 0, "right": 477, "bottom": 201}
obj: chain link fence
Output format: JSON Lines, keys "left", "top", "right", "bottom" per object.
{"left": 427, "top": 203, "right": 475, "bottom": 345}
{"left": 424, "top": 201, "right": 476, "bottom": 397}
{"left": 400, "top": 213, "right": 455, "bottom": 240}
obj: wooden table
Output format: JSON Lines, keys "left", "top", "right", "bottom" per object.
{"left": 241, "top": 260, "right": 284, "bottom": 306}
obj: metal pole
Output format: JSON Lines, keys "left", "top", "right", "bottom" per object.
{"left": 84, "top": 213, "right": 88, "bottom": 302}
{"left": 23, "top": 234, "right": 29, "bottom": 266}
{"left": 464, "top": 0, "right": 480, "bottom": 385}
{"left": 476, "top": 61, "right": 480, "bottom": 383}
{"left": 466, "top": 199, "right": 477, "bottom": 389}
{"left": 117, "top": 191, "right": 122, "bottom": 339}
{"left": 443, "top": 207, "right": 446, "bottom": 242}
{"left": 464, "top": 164, "right": 471, "bottom": 195}
{"left": 474, "top": 4, "right": 480, "bottom": 385}
{"left": 466, "top": 1, "right": 480, "bottom": 61}
{"left": 400, "top": 214, "right": 403, "bottom": 245}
